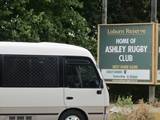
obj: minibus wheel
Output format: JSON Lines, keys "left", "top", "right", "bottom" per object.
{"left": 59, "top": 109, "right": 86, "bottom": 120}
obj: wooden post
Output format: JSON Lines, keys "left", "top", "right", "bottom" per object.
{"left": 102, "top": 0, "right": 107, "bottom": 24}
{"left": 149, "top": 0, "right": 158, "bottom": 102}
{"left": 149, "top": 86, "right": 155, "bottom": 102}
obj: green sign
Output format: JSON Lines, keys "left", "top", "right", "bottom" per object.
{"left": 98, "top": 24, "right": 153, "bottom": 83}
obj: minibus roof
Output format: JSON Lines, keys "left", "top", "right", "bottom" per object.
{"left": 0, "top": 42, "right": 95, "bottom": 61}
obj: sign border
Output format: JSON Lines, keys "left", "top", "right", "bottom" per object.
{"left": 155, "top": 24, "right": 160, "bottom": 84}
{"left": 97, "top": 23, "right": 158, "bottom": 85}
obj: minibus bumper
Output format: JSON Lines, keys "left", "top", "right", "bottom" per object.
{"left": 104, "top": 107, "right": 109, "bottom": 120}
{"left": 88, "top": 106, "right": 109, "bottom": 120}
{"left": 88, "top": 112, "right": 108, "bottom": 120}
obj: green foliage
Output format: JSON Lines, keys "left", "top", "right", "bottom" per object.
{"left": 107, "top": 0, "right": 151, "bottom": 23}
{"left": 0, "top": 0, "right": 96, "bottom": 56}
{"left": 110, "top": 113, "right": 126, "bottom": 120}
{"left": 0, "top": 0, "right": 160, "bottom": 58}
{"left": 116, "top": 96, "right": 133, "bottom": 107}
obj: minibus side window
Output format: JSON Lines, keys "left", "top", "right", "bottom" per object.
{"left": 64, "top": 57, "right": 100, "bottom": 88}
{"left": 1, "top": 55, "right": 59, "bottom": 87}
{"left": 2, "top": 56, "right": 30, "bottom": 87}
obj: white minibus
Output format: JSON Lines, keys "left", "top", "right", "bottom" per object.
{"left": 0, "top": 42, "right": 109, "bottom": 120}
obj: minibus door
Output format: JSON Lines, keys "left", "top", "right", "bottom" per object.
{"left": 64, "top": 87, "right": 105, "bottom": 111}
{"left": 63, "top": 57, "right": 105, "bottom": 114}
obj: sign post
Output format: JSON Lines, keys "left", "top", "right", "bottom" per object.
{"left": 98, "top": 23, "right": 157, "bottom": 85}
{"left": 149, "top": 0, "right": 158, "bottom": 102}
{"left": 157, "top": 25, "right": 160, "bottom": 83}
{"left": 102, "top": 0, "right": 107, "bottom": 24}
{"left": 100, "top": 0, "right": 158, "bottom": 102}
{"left": 151, "top": 0, "right": 157, "bottom": 22}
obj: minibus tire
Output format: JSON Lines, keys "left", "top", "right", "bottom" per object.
{"left": 59, "top": 109, "right": 86, "bottom": 120}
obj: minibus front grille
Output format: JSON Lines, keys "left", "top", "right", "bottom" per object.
{"left": 26, "top": 116, "right": 32, "bottom": 120}
{"left": 9, "top": 116, "right": 32, "bottom": 120}
{"left": 9, "top": 116, "right": 16, "bottom": 120}
{"left": 17, "top": 116, "right": 24, "bottom": 120}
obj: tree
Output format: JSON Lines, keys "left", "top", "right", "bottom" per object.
{"left": 0, "top": 0, "right": 96, "bottom": 56}
{"left": 80, "top": 0, "right": 152, "bottom": 25}
{"left": 0, "top": 0, "right": 159, "bottom": 57}
{"left": 158, "top": 0, "right": 160, "bottom": 22}
{"left": 107, "top": 0, "right": 151, "bottom": 23}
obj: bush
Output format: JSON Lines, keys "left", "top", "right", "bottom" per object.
{"left": 127, "top": 100, "right": 153, "bottom": 120}
{"left": 116, "top": 96, "right": 133, "bottom": 107}
{"left": 110, "top": 99, "right": 154, "bottom": 120}
{"left": 109, "top": 113, "right": 127, "bottom": 120}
